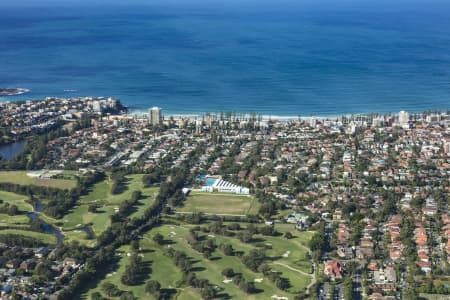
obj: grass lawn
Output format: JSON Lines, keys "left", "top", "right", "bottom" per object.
{"left": 0, "top": 190, "right": 33, "bottom": 212}
{"left": 270, "top": 264, "right": 310, "bottom": 293}
{"left": 62, "top": 175, "right": 158, "bottom": 245}
{"left": 148, "top": 225, "right": 269, "bottom": 300}
{"left": 176, "top": 287, "right": 203, "bottom": 300}
{"left": 275, "top": 224, "right": 315, "bottom": 245}
{"left": 85, "top": 240, "right": 182, "bottom": 300}
{"left": 78, "top": 174, "right": 158, "bottom": 207}
{"left": 0, "top": 213, "right": 30, "bottom": 227}
{"left": 39, "top": 213, "right": 62, "bottom": 227}
{"left": 64, "top": 230, "right": 97, "bottom": 248}
{"left": 177, "top": 192, "right": 259, "bottom": 215}
{"left": 0, "top": 229, "right": 57, "bottom": 245}
{"left": 0, "top": 190, "right": 34, "bottom": 228}
{"left": 129, "top": 186, "right": 159, "bottom": 220}
{"left": 198, "top": 222, "right": 314, "bottom": 294}
{"left": 84, "top": 222, "right": 315, "bottom": 300}
{"left": 264, "top": 224, "right": 315, "bottom": 274}
{"left": 0, "top": 189, "right": 73, "bottom": 228}
{"left": 150, "top": 224, "right": 308, "bottom": 299}
{"left": 62, "top": 205, "right": 116, "bottom": 242}
{"left": 0, "top": 171, "right": 76, "bottom": 189}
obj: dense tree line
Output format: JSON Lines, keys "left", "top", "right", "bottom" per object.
{"left": 53, "top": 240, "right": 92, "bottom": 262}
{"left": 145, "top": 280, "right": 162, "bottom": 297}
{"left": 45, "top": 171, "right": 105, "bottom": 218}
{"left": 185, "top": 273, "right": 218, "bottom": 299}
{"left": 176, "top": 211, "right": 260, "bottom": 224}
{"left": 168, "top": 189, "right": 185, "bottom": 207}
{"left": 166, "top": 248, "right": 193, "bottom": 273}
{"left": 0, "top": 234, "right": 46, "bottom": 247}
{"left": 241, "top": 249, "right": 266, "bottom": 272}
{"left": 142, "top": 169, "right": 163, "bottom": 187}
{"left": 232, "top": 274, "right": 257, "bottom": 294}
{"left": 111, "top": 190, "right": 142, "bottom": 222}
{"left": 121, "top": 252, "right": 148, "bottom": 286}
{"left": 257, "top": 263, "right": 291, "bottom": 291}
{"left": 309, "top": 223, "right": 327, "bottom": 262}
{"left": 343, "top": 277, "right": 353, "bottom": 300}
{"left": 163, "top": 247, "right": 222, "bottom": 297}
{"left": 0, "top": 182, "right": 71, "bottom": 201}
{"left": 419, "top": 278, "right": 450, "bottom": 295}
{"left": 110, "top": 171, "right": 128, "bottom": 195}
{"left": 189, "top": 237, "right": 217, "bottom": 259}
{"left": 258, "top": 200, "right": 278, "bottom": 219}
{"left": 0, "top": 201, "right": 19, "bottom": 215}
{"left": 56, "top": 245, "right": 118, "bottom": 299}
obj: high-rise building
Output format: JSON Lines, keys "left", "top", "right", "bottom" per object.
{"left": 195, "top": 119, "right": 203, "bottom": 134}
{"left": 149, "top": 107, "right": 162, "bottom": 126}
{"left": 398, "top": 110, "right": 409, "bottom": 127}
{"left": 371, "top": 116, "right": 384, "bottom": 127}
{"left": 444, "top": 140, "right": 450, "bottom": 155}
{"left": 107, "top": 97, "right": 118, "bottom": 109}
{"left": 93, "top": 100, "right": 102, "bottom": 112}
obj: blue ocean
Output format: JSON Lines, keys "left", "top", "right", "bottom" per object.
{"left": 1, "top": 0, "right": 450, "bottom": 116}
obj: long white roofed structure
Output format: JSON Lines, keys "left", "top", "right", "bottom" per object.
{"left": 200, "top": 176, "right": 250, "bottom": 195}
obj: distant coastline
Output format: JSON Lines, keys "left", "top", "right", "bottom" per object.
{"left": 0, "top": 95, "right": 448, "bottom": 120}
{"left": 0, "top": 88, "right": 30, "bottom": 96}
{"left": 2, "top": 4, "right": 450, "bottom": 118}
{"left": 128, "top": 108, "right": 448, "bottom": 122}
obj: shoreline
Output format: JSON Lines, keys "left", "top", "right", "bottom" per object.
{"left": 129, "top": 110, "right": 322, "bottom": 121}
{"left": 128, "top": 108, "right": 363, "bottom": 120}
{"left": 0, "top": 95, "right": 448, "bottom": 121}
{"left": 127, "top": 108, "right": 448, "bottom": 122}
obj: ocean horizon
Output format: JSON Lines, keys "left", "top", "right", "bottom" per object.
{"left": 1, "top": 1, "right": 450, "bottom": 116}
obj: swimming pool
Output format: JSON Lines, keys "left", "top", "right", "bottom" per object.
{"left": 205, "top": 178, "right": 217, "bottom": 186}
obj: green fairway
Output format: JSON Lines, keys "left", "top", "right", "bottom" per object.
{"left": 177, "top": 191, "right": 259, "bottom": 215}
{"left": 0, "top": 213, "right": 30, "bottom": 227}
{"left": 260, "top": 224, "right": 315, "bottom": 275}
{"left": 84, "top": 221, "right": 315, "bottom": 300}
{"left": 62, "top": 174, "right": 158, "bottom": 245}
{"left": 63, "top": 204, "right": 116, "bottom": 235}
{"left": 0, "top": 171, "right": 76, "bottom": 189}
{"left": 64, "top": 230, "right": 97, "bottom": 248}
{"left": 270, "top": 263, "right": 310, "bottom": 293}
{"left": 0, "top": 190, "right": 34, "bottom": 212}
{"left": 0, "top": 191, "right": 33, "bottom": 229}
{"left": 85, "top": 241, "right": 182, "bottom": 300}
{"left": 0, "top": 229, "right": 57, "bottom": 245}
{"left": 1, "top": 174, "right": 158, "bottom": 247}
{"left": 176, "top": 288, "right": 203, "bottom": 300}
{"left": 154, "top": 224, "right": 311, "bottom": 299}
{"left": 78, "top": 174, "right": 158, "bottom": 207}
{"left": 151, "top": 225, "right": 309, "bottom": 299}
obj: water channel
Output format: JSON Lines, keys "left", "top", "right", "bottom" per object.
{"left": 28, "top": 202, "right": 95, "bottom": 244}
